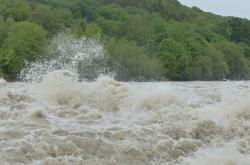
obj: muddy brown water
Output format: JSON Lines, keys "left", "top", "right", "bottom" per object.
{"left": 0, "top": 75, "right": 250, "bottom": 165}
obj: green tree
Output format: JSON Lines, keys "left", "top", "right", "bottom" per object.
{"left": 197, "top": 45, "right": 228, "bottom": 80}
{"left": 106, "top": 38, "right": 163, "bottom": 80}
{"left": 0, "top": 17, "right": 7, "bottom": 48}
{"left": 0, "top": 21, "right": 47, "bottom": 79}
{"left": 216, "top": 42, "right": 250, "bottom": 79}
{"left": 157, "top": 38, "right": 189, "bottom": 80}
{"left": 30, "top": 4, "right": 62, "bottom": 35}
{"left": 0, "top": 0, "right": 250, "bottom": 81}
{"left": 0, "top": 0, "right": 31, "bottom": 21}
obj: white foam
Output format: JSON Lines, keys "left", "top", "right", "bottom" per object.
{"left": 1, "top": 35, "right": 249, "bottom": 165}
{"left": 181, "top": 144, "right": 250, "bottom": 165}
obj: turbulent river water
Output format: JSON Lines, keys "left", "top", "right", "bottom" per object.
{"left": 1, "top": 77, "right": 250, "bottom": 165}
{"left": 1, "top": 35, "right": 250, "bottom": 165}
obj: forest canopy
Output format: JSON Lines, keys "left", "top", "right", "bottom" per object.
{"left": 1, "top": 0, "right": 250, "bottom": 81}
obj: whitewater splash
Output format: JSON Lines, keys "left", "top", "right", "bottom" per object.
{"left": 0, "top": 35, "right": 250, "bottom": 165}
{"left": 1, "top": 78, "right": 250, "bottom": 165}
{"left": 20, "top": 34, "right": 106, "bottom": 82}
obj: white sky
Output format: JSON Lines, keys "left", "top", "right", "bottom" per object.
{"left": 179, "top": 0, "right": 250, "bottom": 19}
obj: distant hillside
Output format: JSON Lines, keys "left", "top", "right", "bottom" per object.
{"left": 0, "top": 0, "right": 250, "bottom": 80}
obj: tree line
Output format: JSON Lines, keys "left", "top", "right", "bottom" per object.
{"left": 0, "top": 0, "right": 250, "bottom": 81}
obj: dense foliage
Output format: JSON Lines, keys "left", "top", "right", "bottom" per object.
{"left": 1, "top": 0, "right": 250, "bottom": 80}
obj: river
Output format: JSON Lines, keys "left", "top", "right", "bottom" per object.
{"left": 0, "top": 73, "right": 250, "bottom": 164}
{"left": 1, "top": 35, "right": 250, "bottom": 165}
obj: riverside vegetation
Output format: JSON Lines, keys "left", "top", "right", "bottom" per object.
{"left": 0, "top": 0, "right": 250, "bottom": 81}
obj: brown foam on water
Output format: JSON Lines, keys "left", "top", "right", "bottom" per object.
{"left": 0, "top": 79, "right": 250, "bottom": 165}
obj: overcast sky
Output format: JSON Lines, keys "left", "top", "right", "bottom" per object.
{"left": 179, "top": 0, "right": 250, "bottom": 20}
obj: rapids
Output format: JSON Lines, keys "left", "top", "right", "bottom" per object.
{"left": 0, "top": 77, "right": 250, "bottom": 165}
{"left": 0, "top": 34, "right": 250, "bottom": 164}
